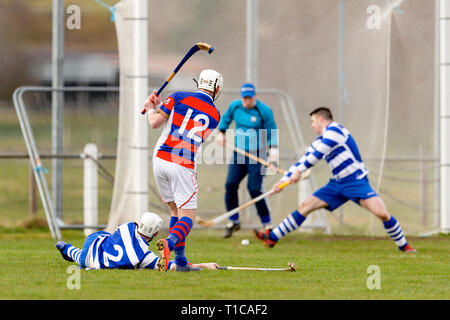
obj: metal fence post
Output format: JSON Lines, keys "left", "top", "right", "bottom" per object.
{"left": 29, "top": 163, "right": 38, "bottom": 217}
{"left": 246, "top": 0, "right": 258, "bottom": 87}
{"left": 52, "top": 0, "right": 65, "bottom": 220}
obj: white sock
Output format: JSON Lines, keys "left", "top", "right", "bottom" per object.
{"left": 66, "top": 245, "right": 82, "bottom": 265}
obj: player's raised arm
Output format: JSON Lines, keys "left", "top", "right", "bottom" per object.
{"left": 145, "top": 91, "right": 170, "bottom": 129}
{"left": 282, "top": 125, "right": 346, "bottom": 181}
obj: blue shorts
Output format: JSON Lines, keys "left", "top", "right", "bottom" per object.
{"left": 313, "top": 176, "right": 378, "bottom": 211}
{"left": 79, "top": 231, "right": 110, "bottom": 268}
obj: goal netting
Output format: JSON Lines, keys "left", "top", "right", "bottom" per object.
{"left": 105, "top": 0, "right": 148, "bottom": 232}
{"left": 106, "top": 0, "right": 439, "bottom": 235}
{"left": 9, "top": 0, "right": 440, "bottom": 238}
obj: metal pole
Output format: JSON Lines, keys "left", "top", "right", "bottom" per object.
{"left": 14, "top": 87, "right": 61, "bottom": 239}
{"left": 131, "top": 0, "right": 149, "bottom": 218}
{"left": 246, "top": 0, "right": 258, "bottom": 86}
{"left": 29, "top": 163, "right": 38, "bottom": 217}
{"left": 338, "top": 0, "right": 344, "bottom": 124}
{"left": 440, "top": 0, "right": 450, "bottom": 234}
{"left": 52, "top": 0, "right": 64, "bottom": 219}
{"left": 243, "top": 0, "right": 259, "bottom": 226}
{"left": 434, "top": 0, "right": 441, "bottom": 229}
{"left": 338, "top": 0, "right": 344, "bottom": 226}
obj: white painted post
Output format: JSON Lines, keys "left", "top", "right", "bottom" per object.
{"left": 83, "top": 143, "right": 98, "bottom": 236}
{"left": 246, "top": 0, "right": 258, "bottom": 87}
{"left": 440, "top": 0, "right": 450, "bottom": 234}
{"left": 52, "top": 0, "right": 65, "bottom": 220}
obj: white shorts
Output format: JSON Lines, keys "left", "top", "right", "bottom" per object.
{"left": 153, "top": 156, "right": 198, "bottom": 209}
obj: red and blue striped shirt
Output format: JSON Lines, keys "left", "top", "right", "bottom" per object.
{"left": 154, "top": 91, "right": 220, "bottom": 170}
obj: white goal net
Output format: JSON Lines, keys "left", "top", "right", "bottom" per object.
{"left": 106, "top": 0, "right": 148, "bottom": 232}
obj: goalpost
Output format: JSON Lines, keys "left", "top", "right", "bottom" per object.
{"left": 440, "top": 0, "right": 450, "bottom": 234}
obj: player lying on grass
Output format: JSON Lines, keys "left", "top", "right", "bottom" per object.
{"left": 55, "top": 212, "right": 218, "bottom": 271}
{"left": 253, "top": 107, "right": 416, "bottom": 253}
{"left": 143, "top": 69, "right": 223, "bottom": 272}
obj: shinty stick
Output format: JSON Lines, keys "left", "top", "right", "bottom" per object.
{"left": 216, "top": 262, "right": 297, "bottom": 272}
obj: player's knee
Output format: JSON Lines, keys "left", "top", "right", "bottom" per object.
{"left": 225, "top": 181, "right": 239, "bottom": 192}
{"left": 247, "top": 186, "right": 261, "bottom": 197}
{"left": 297, "top": 201, "right": 312, "bottom": 217}
{"left": 298, "top": 196, "right": 325, "bottom": 216}
{"left": 375, "top": 209, "right": 390, "bottom": 221}
{"left": 368, "top": 204, "right": 390, "bottom": 220}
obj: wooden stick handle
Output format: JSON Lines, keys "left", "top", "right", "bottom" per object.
{"left": 142, "top": 42, "right": 213, "bottom": 115}
{"left": 197, "top": 181, "right": 290, "bottom": 227}
{"left": 216, "top": 263, "right": 296, "bottom": 272}
{"left": 225, "top": 180, "right": 289, "bottom": 217}
{"left": 227, "top": 143, "right": 287, "bottom": 175}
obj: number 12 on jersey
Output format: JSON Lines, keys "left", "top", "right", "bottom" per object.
{"left": 178, "top": 108, "right": 210, "bottom": 143}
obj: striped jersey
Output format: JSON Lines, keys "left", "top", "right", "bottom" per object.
{"left": 284, "top": 122, "right": 368, "bottom": 181}
{"left": 154, "top": 90, "right": 220, "bottom": 170}
{"left": 85, "top": 222, "right": 159, "bottom": 270}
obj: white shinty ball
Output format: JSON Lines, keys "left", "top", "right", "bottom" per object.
{"left": 241, "top": 239, "right": 250, "bottom": 246}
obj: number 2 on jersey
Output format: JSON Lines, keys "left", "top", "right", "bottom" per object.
{"left": 103, "top": 244, "right": 123, "bottom": 267}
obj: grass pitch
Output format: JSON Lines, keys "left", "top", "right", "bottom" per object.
{"left": 0, "top": 227, "right": 448, "bottom": 300}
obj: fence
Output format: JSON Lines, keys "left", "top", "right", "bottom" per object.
{"left": 11, "top": 86, "right": 333, "bottom": 238}
{"left": 0, "top": 150, "right": 439, "bottom": 234}
{"left": 4, "top": 85, "right": 444, "bottom": 237}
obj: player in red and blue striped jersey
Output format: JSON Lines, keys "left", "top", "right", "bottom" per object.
{"left": 143, "top": 69, "right": 224, "bottom": 271}
{"left": 154, "top": 90, "right": 221, "bottom": 170}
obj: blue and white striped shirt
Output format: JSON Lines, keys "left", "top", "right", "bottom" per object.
{"left": 85, "top": 222, "right": 159, "bottom": 270}
{"left": 284, "top": 122, "right": 368, "bottom": 181}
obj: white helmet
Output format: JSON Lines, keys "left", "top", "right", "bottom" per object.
{"left": 137, "top": 212, "right": 162, "bottom": 240}
{"left": 198, "top": 69, "right": 223, "bottom": 101}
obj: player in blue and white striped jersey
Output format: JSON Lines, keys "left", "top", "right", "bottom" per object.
{"left": 56, "top": 212, "right": 218, "bottom": 271}
{"left": 253, "top": 107, "right": 416, "bottom": 252}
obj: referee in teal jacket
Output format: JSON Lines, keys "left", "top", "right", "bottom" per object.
{"left": 217, "top": 83, "right": 279, "bottom": 238}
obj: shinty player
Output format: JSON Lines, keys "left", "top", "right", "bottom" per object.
{"left": 56, "top": 212, "right": 218, "bottom": 271}
{"left": 253, "top": 107, "right": 416, "bottom": 253}
{"left": 143, "top": 69, "right": 223, "bottom": 271}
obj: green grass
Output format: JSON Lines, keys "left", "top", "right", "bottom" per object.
{"left": 0, "top": 228, "right": 448, "bottom": 300}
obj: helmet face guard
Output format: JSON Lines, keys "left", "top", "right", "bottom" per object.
{"left": 137, "top": 212, "right": 162, "bottom": 240}
{"left": 146, "top": 232, "right": 158, "bottom": 242}
{"left": 212, "top": 78, "right": 223, "bottom": 101}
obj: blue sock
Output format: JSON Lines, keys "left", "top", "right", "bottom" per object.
{"left": 383, "top": 216, "right": 408, "bottom": 249}
{"left": 168, "top": 217, "right": 193, "bottom": 266}
{"left": 165, "top": 216, "right": 179, "bottom": 251}
{"left": 169, "top": 216, "right": 179, "bottom": 232}
{"left": 270, "top": 210, "right": 306, "bottom": 241}
{"left": 260, "top": 214, "right": 271, "bottom": 226}
{"left": 174, "top": 245, "right": 188, "bottom": 266}
{"left": 229, "top": 214, "right": 240, "bottom": 224}
{"left": 167, "top": 216, "right": 193, "bottom": 258}
{"left": 166, "top": 238, "right": 175, "bottom": 251}
{"left": 65, "top": 244, "right": 82, "bottom": 264}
